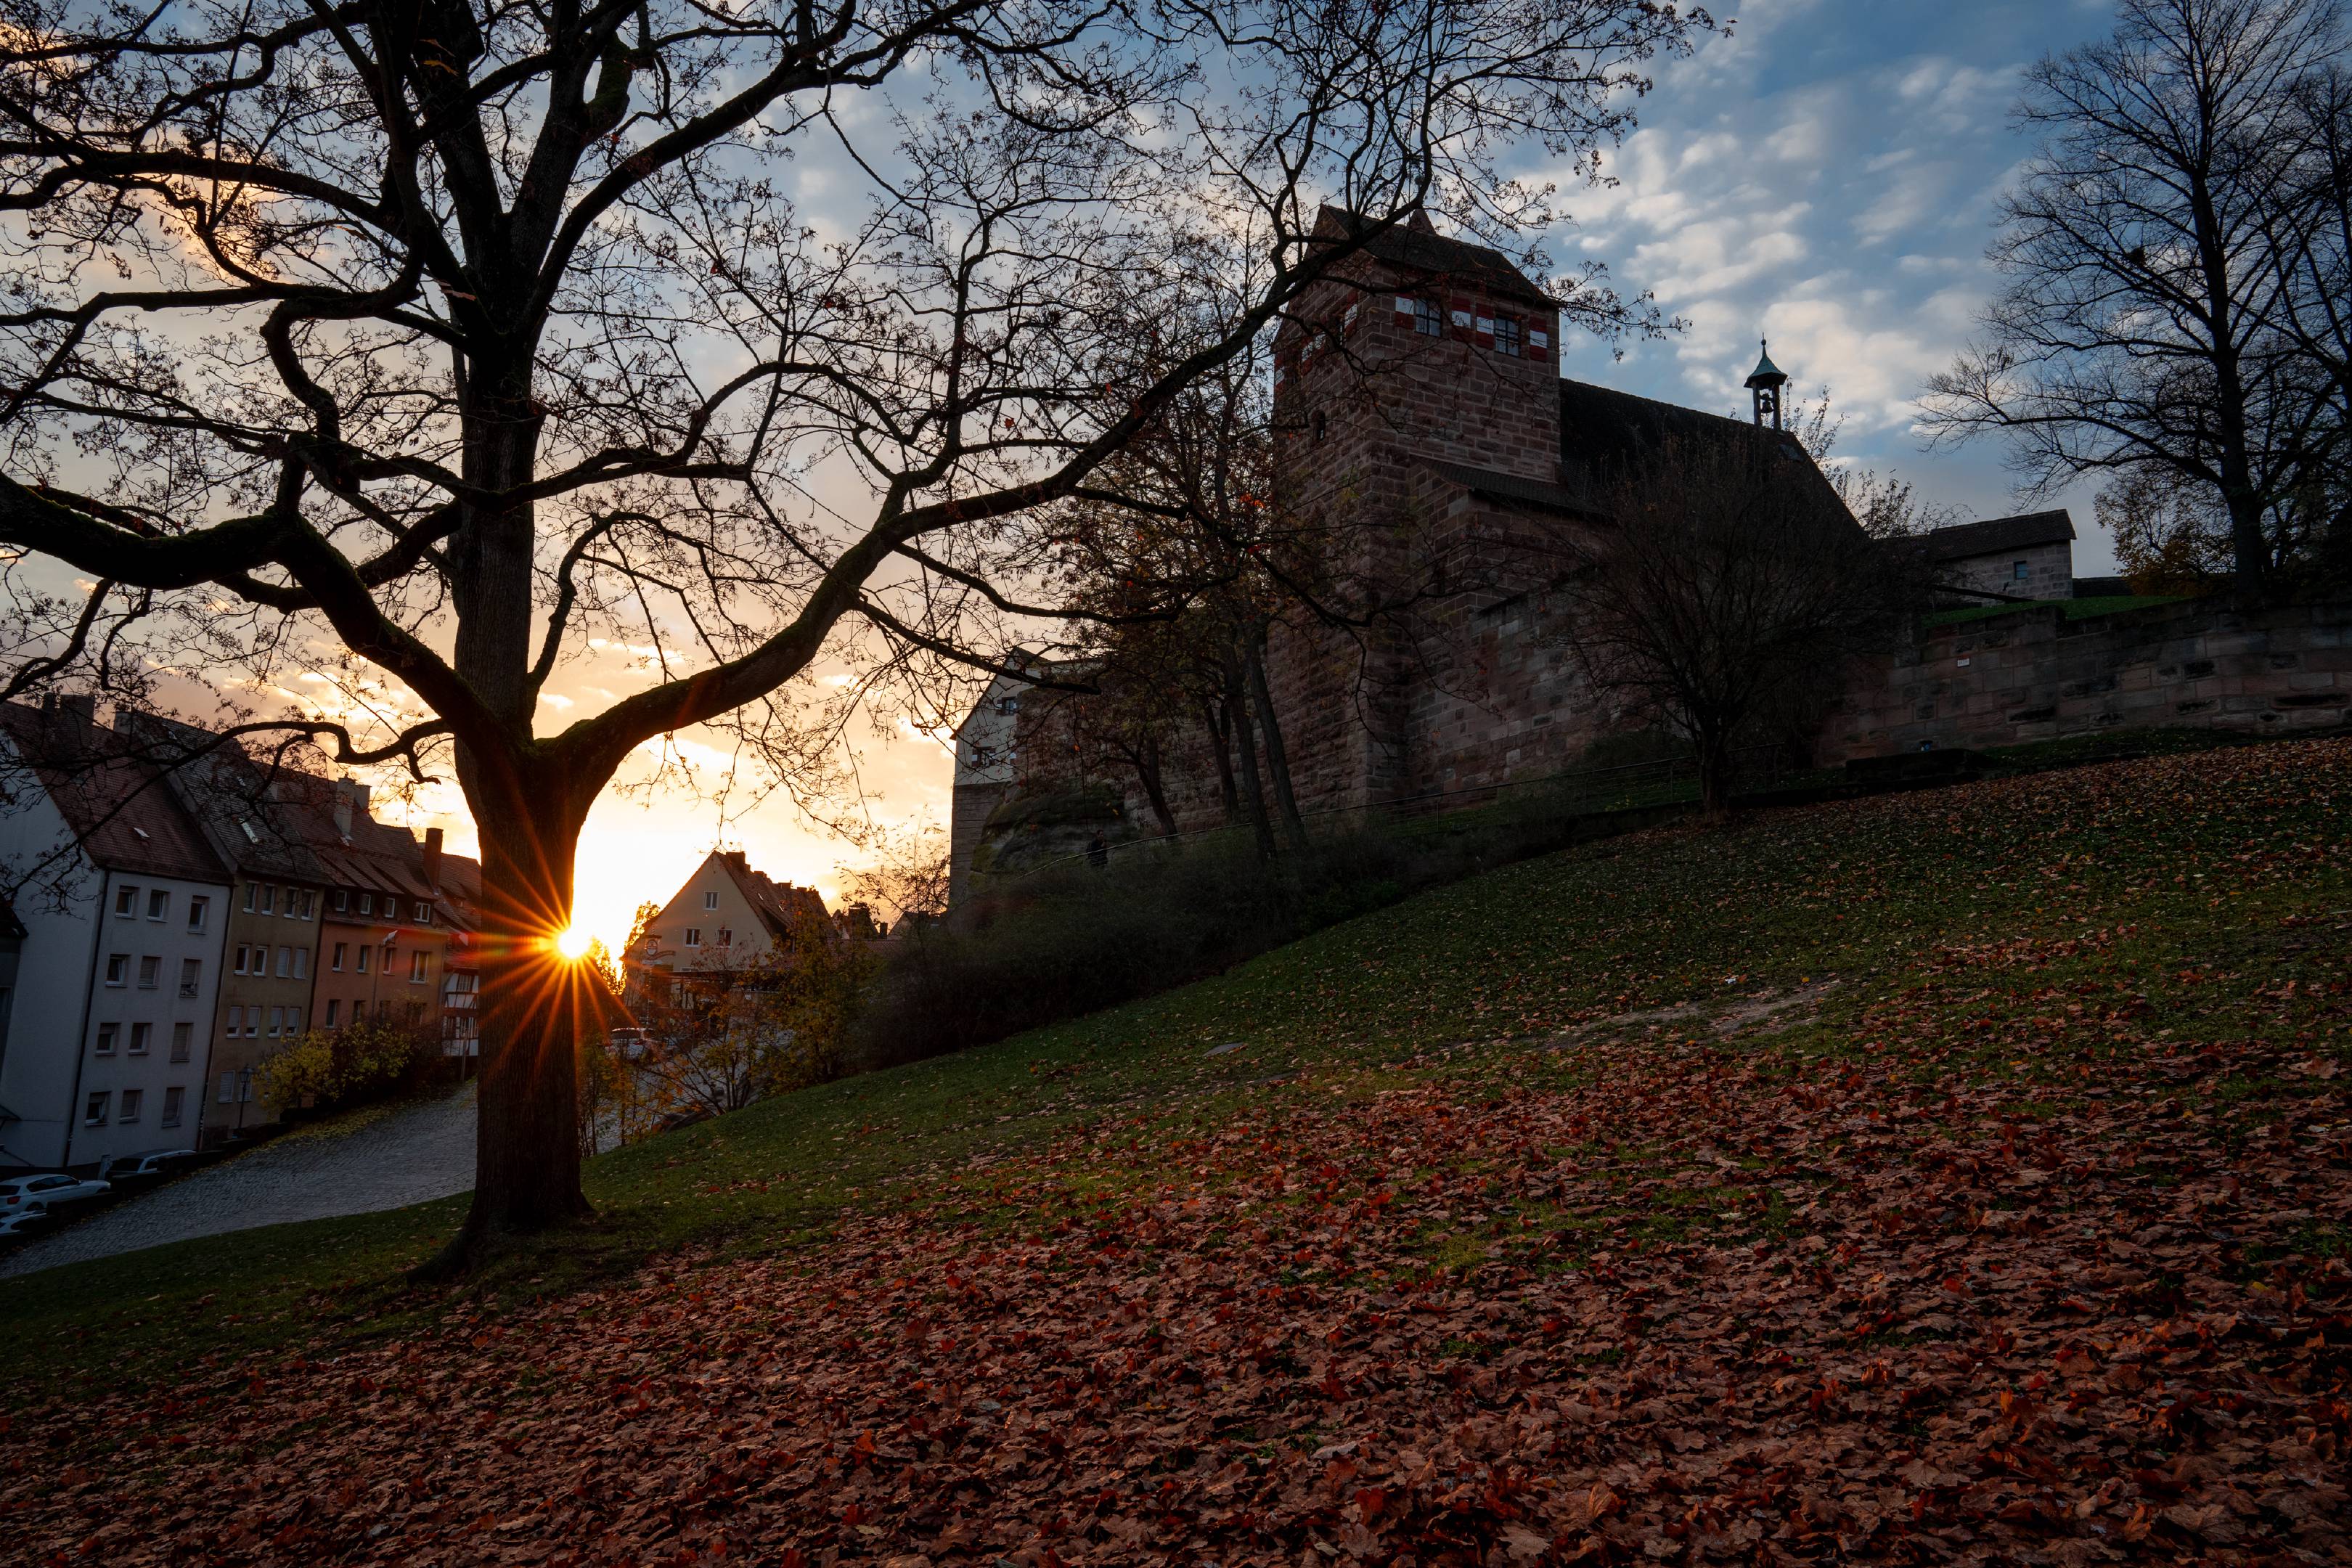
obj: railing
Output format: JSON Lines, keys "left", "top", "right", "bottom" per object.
{"left": 995, "top": 744, "right": 1794, "bottom": 883}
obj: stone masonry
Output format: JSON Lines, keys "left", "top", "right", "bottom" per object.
{"left": 1819, "top": 599, "right": 2352, "bottom": 761}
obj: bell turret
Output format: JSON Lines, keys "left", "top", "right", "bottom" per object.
{"left": 1744, "top": 339, "right": 1789, "bottom": 430}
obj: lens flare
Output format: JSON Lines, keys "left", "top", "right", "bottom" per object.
{"left": 554, "top": 926, "right": 593, "bottom": 960}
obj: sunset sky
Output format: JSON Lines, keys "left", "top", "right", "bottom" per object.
{"left": 366, "top": 0, "right": 2127, "bottom": 955}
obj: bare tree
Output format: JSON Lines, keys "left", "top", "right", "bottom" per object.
{"left": 1551, "top": 436, "right": 1898, "bottom": 814}
{"left": 0, "top": 0, "right": 1711, "bottom": 1260}
{"left": 1922, "top": 0, "right": 2345, "bottom": 596}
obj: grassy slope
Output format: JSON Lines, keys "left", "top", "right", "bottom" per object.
{"left": 4, "top": 732, "right": 2346, "bottom": 1405}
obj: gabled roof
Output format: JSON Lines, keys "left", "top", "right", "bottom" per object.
{"left": 1922, "top": 510, "right": 2076, "bottom": 563}
{"left": 0, "top": 701, "right": 229, "bottom": 885}
{"left": 1310, "top": 206, "right": 1556, "bottom": 309}
{"left": 1556, "top": 380, "right": 1856, "bottom": 527}
{"left": 113, "top": 711, "right": 335, "bottom": 884}
{"left": 712, "top": 849, "right": 831, "bottom": 942}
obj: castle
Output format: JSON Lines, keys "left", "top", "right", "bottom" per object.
{"left": 948, "top": 210, "right": 2127, "bottom": 898}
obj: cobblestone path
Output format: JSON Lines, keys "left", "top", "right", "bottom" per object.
{"left": 0, "top": 1083, "right": 476, "bottom": 1278}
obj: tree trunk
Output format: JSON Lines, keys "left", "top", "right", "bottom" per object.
{"left": 1224, "top": 664, "right": 1278, "bottom": 859}
{"left": 426, "top": 364, "right": 596, "bottom": 1271}
{"left": 1694, "top": 726, "right": 1734, "bottom": 817}
{"left": 1132, "top": 732, "right": 1180, "bottom": 837}
{"left": 1245, "top": 634, "right": 1310, "bottom": 852}
{"left": 1200, "top": 696, "right": 1241, "bottom": 822}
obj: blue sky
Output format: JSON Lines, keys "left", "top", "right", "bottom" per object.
{"left": 1542, "top": 0, "right": 2122, "bottom": 568}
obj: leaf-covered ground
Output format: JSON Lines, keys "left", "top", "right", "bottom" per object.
{"left": 4, "top": 739, "right": 2350, "bottom": 1566}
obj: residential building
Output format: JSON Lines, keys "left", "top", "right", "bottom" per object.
{"left": 1919, "top": 510, "right": 2080, "bottom": 605}
{"left": 437, "top": 852, "right": 481, "bottom": 1060}
{"left": 626, "top": 849, "right": 831, "bottom": 995}
{"left": 118, "top": 714, "right": 334, "bottom": 1142}
{"left": 0, "top": 697, "right": 232, "bottom": 1171}
{"left": 306, "top": 785, "right": 449, "bottom": 1040}
{"left": 949, "top": 657, "right": 1035, "bottom": 905}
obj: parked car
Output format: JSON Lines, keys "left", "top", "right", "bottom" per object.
{"left": 99, "top": 1150, "right": 195, "bottom": 1183}
{"left": 0, "top": 1172, "right": 110, "bottom": 1213}
{"left": 0, "top": 1206, "right": 52, "bottom": 1240}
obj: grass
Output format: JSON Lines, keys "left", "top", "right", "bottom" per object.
{"left": 3, "top": 727, "right": 2346, "bottom": 1408}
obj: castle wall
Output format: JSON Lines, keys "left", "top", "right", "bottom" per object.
{"left": 1819, "top": 599, "right": 2352, "bottom": 761}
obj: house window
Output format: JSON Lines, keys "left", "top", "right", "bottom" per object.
{"left": 1312, "top": 410, "right": 1328, "bottom": 443}
{"left": 325, "top": 1000, "right": 340, "bottom": 1026}
{"left": 995, "top": 695, "right": 1020, "bottom": 716}
{"left": 410, "top": 952, "right": 428, "bottom": 983}
{"left": 684, "top": 928, "right": 703, "bottom": 947}
{"left": 179, "top": 957, "right": 201, "bottom": 997}
{"left": 2012, "top": 560, "right": 2029, "bottom": 581}
{"left": 171, "top": 1022, "right": 192, "bottom": 1063}
{"left": 138, "top": 955, "right": 161, "bottom": 988}
{"left": 129, "top": 1021, "right": 152, "bottom": 1055}
{"left": 703, "top": 891, "right": 719, "bottom": 910}
{"left": 299, "top": 890, "right": 317, "bottom": 919}
{"left": 95, "top": 1022, "right": 118, "bottom": 1055}
{"left": 115, "top": 886, "right": 139, "bottom": 917}
{"left": 266, "top": 1007, "right": 284, "bottom": 1037}
{"left": 224, "top": 1005, "right": 242, "bottom": 1036}
{"left": 261, "top": 884, "right": 277, "bottom": 915}
{"left": 118, "top": 1088, "right": 142, "bottom": 1123}
{"left": 105, "top": 953, "right": 128, "bottom": 986}
{"left": 187, "top": 895, "right": 209, "bottom": 933}
{"left": 1493, "top": 315, "right": 1522, "bottom": 356}
{"left": 217, "top": 1072, "right": 235, "bottom": 1105}
{"left": 1413, "top": 296, "right": 1442, "bottom": 337}
{"left": 242, "top": 883, "right": 257, "bottom": 912}
{"left": 293, "top": 947, "right": 308, "bottom": 981}
{"left": 285, "top": 1005, "right": 301, "bottom": 1034}
{"left": 161, "top": 1086, "right": 184, "bottom": 1127}
{"left": 971, "top": 744, "right": 997, "bottom": 768}
{"left": 275, "top": 946, "right": 290, "bottom": 979}
{"left": 332, "top": 889, "right": 348, "bottom": 912}
{"left": 351, "top": 1000, "right": 365, "bottom": 1024}
{"left": 355, "top": 945, "right": 369, "bottom": 975}
{"left": 244, "top": 1009, "right": 259, "bottom": 1037}
{"left": 332, "top": 942, "right": 347, "bottom": 971}
{"left": 85, "top": 1091, "right": 110, "bottom": 1126}
{"left": 716, "top": 927, "right": 732, "bottom": 947}
{"left": 414, "top": 901, "right": 429, "bottom": 921}
{"left": 357, "top": 892, "right": 373, "bottom": 915}
{"left": 147, "top": 888, "right": 170, "bottom": 920}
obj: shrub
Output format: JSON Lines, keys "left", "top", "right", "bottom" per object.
{"left": 851, "top": 779, "right": 1673, "bottom": 1069}
{"left": 255, "top": 1020, "right": 441, "bottom": 1114}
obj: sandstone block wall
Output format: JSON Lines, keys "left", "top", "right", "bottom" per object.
{"left": 1819, "top": 600, "right": 2352, "bottom": 762}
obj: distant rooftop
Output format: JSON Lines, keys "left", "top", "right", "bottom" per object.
{"left": 1923, "top": 510, "right": 2076, "bottom": 562}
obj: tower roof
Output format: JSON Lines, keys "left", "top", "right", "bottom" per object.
{"left": 1744, "top": 339, "right": 1788, "bottom": 390}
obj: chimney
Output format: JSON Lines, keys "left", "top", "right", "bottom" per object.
{"left": 422, "top": 825, "right": 444, "bottom": 891}
{"left": 332, "top": 778, "right": 370, "bottom": 838}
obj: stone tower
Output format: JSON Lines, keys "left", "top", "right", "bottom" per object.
{"left": 1264, "top": 208, "right": 1566, "bottom": 809}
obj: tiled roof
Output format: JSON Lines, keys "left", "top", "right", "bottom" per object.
{"left": 1422, "top": 460, "right": 1609, "bottom": 521}
{"left": 1922, "top": 510, "right": 2075, "bottom": 563}
{"left": 1556, "top": 380, "right": 1855, "bottom": 526}
{"left": 715, "top": 850, "right": 831, "bottom": 942}
{"left": 113, "top": 711, "right": 335, "bottom": 883}
{"left": 0, "top": 701, "right": 229, "bottom": 885}
{"left": 1311, "top": 207, "right": 1556, "bottom": 308}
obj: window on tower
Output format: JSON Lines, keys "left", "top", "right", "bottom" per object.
{"left": 1413, "top": 297, "right": 1442, "bottom": 337}
{"left": 1493, "top": 316, "right": 1522, "bottom": 356}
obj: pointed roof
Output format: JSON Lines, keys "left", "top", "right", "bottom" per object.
{"left": 1744, "top": 339, "right": 1788, "bottom": 390}
{"left": 1309, "top": 205, "right": 1556, "bottom": 308}
{"left": 711, "top": 849, "right": 831, "bottom": 942}
{"left": 0, "top": 701, "right": 229, "bottom": 885}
